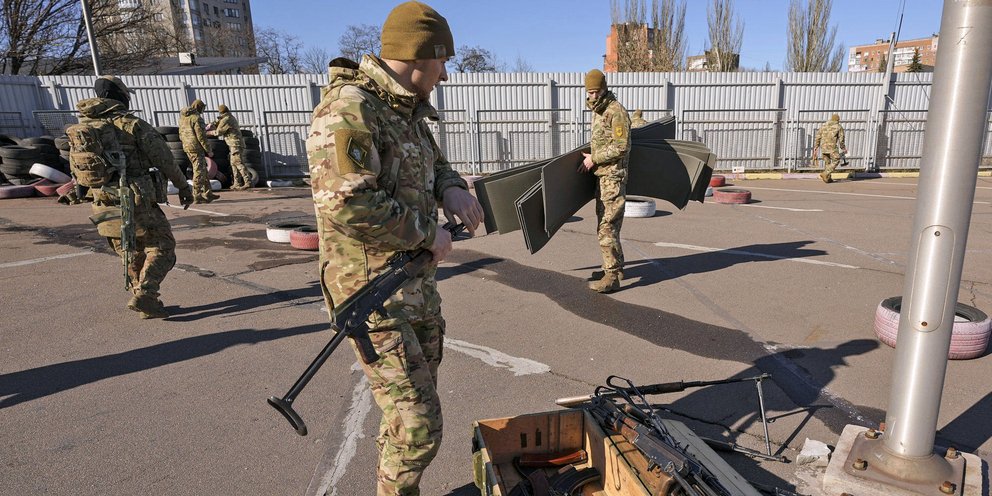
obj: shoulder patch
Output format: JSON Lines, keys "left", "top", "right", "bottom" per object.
{"left": 614, "top": 125, "right": 625, "bottom": 139}
{"left": 333, "top": 128, "right": 372, "bottom": 175}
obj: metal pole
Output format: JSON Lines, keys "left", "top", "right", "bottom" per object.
{"left": 80, "top": 0, "right": 102, "bottom": 76}
{"left": 882, "top": 0, "right": 992, "bottom": 460}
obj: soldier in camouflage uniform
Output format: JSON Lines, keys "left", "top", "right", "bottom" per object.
{"left": 813, "top": 114, "right": 846, "bottom": 183}
{"left": 209, "top": 104, "right": 252, "bottom": 190}
{"left": 630, "top": 109, "right": 648, "bottom": 128}
{"left": 580, "top": 69, "right": 631, "bottom": 294}
{"left": 78, "top": 76, "right": 194, "bottom": 318}
{"left": 305, "top": 2, "right": 483, "bottom": 495}
{"left": 179, "top": 99, "right": 218, "bottom": 202}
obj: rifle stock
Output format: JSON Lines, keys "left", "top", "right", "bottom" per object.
{"left": 268, "top": 222, "right": 466, "bottom": 436}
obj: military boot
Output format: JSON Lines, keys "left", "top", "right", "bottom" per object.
{"left": 128, "top": 294, "right": 168, "bottom": 319}
{"left": 588, "top": 272, "right": 621, "bottom": 293}
{"left": 205, "top": 191, "right": 220, "bottom": 202}
{"left": 819, "top": 171, "right": 833, "bottom": 184}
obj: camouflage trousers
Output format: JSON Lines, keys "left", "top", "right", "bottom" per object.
{"left": 184, "top": 149, "right": 211, "bottom": 199}
{"left": 106, "top": 203, "right": 177, "bottom": 300}
{"left": 350, "top": 316, "right": 444, "bottom": 496}
{"left": 595, "top": 174, "right": 626, "bottom": 275}
{"left": 821, "top": 151, "right": 842, "bottom": 174}
{"left": 227, "top": 144, "right": 251, "bottom": 188}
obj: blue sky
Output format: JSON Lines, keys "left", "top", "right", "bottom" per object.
{"left": 252, "top": 0, "right": 943, "bottom": 72}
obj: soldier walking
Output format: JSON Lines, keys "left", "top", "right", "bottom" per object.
{"left": 813, "top": 114, "right": 846, "bottom": 183}
{"left": 305, "top": 2, "right": 483, "bottom": 495}
{"left": 579, "top": 69, "right": 631, "bottom": 294}
{"left": 72, "top": 76, "right": 194, "bottom": 318}
{"left": 630, "top": 109, "right": 648, "bottom": 128}
{"left": 209, "top": 104, "right": 252, "bottom": 190}
{"left": 179, "top": 99, "right": 218, "bottom": 202}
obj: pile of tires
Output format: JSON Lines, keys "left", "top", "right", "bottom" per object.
{"left": 20, "top": 136, "right": 65, "bottom": 174}
{"left": 242, "top": 129, "right": 263, "bottom": 184}
{"left": 205, "top": 138, "right": 233, "bottom": 188}
{"left": 266, "top": 220, "right": 316, "bottom": 249}
{"left": 156, "top": 126, "right": 191, "bottom": 180}
{"left": 873, "top": 296, "right": 991, "bottom": 360}
{"left": 0, "top": 145, "right": 41, "bottom": 184}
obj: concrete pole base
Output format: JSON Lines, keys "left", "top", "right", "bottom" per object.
{"left": 823, "top": 425, "right": 986, "bottom": 495}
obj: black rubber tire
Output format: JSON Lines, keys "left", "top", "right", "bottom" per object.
{"left": 164, "top": 133, "right": 181, "bottom": 142}
{"left": 0, "top": 134, "right": 18, "bottom": 147}
{"left": 21, "top": 136, "right": 56, "bottom": 147}
{"left": 54, "top": 136, "right": 70, "bottom": 151}
{"left": 0, "top": 146, "right": 40, "bottom": 160}
{"left": 244, "top": 137, "right": 260, "bottom": 148}
{"left": 156, "top": 126, "right": 180, "bottom": 135}
{"left": 166, "top": 142, "right": 185, "bottom": 151}
{"left": 245, "top": 150, "right": 262, "bottom": 162}
{"left": 240, "top": 129, "right": 254, "bottom": 138}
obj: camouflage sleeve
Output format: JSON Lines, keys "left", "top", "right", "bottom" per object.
{"left": 838, "top": 126, "right": 846, "bottom": 150}
{"left": 136, "top": 119, "right": 187, "bottom": 187}
{"left": 592, "top": 104, "right": 630, "bottom": 166}
{"left": 427, "top": 127, "right": 467, "bottom": 199}
{"left": 307, "top": 92, "right": 436, "bottom": 252}
{"left": 194, "top": 116, "right": 210, "bottom": 151}
{"left": 215, "top": 115, "right": 231, "bottom": 137}
{"left": 813, "top": 128, "right": 822, "bottom": 148}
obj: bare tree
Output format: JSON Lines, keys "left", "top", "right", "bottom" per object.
{"left": 338, "top": 23, "right": 380, "bottom": 61}
{"left": 610, "top": 0, "right": 686, "bottom": 72}
{"left": 301, "top": 45, "right": 331, "bottom": 74}
{"left": 255, "top": 26, "right": 302, "bottom": 74}
{"left": 451, "top": 45, "right": 497, "bottom": 73}
{"left": 510, "top": 54, "right": 534, "bottom": 73}
{"left": 1, "top": 0, "right": 173, "bottom": 75}
{"left": 786, "top": 0, "right": 844, "bottom": 72}
{"left": 706, "top": 0, "right": 743, "bottom": 72}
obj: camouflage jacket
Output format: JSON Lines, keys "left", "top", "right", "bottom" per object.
{"left": 587, "top": 91, "right": 631, "bottom": 177}
{"left": 306, "top": 55, "right": 468, "bottom": 322}
{"left": 179, "top": 107, "right": 209, "bottom": 154}
{"left": 814, "top": 120, "right": 846, "bottom": 154}
{"left": 76, "top": 98, "right": 187, "bottom": 190}
{"left": 213, "top": 112, "right": 245, "bottom": 150}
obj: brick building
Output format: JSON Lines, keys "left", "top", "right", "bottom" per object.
{"left": 848, "top": 34, "right": 937, "bottom": 73}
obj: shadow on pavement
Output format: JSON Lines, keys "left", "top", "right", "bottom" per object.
{"left": 0, "top": 323, "right": 326, "bottom": 409}
{"left": 164, "top": 282, "right": 322, "bottom": 322}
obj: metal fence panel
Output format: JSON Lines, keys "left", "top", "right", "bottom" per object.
{"left": 788, "top": 110, "right": 872, "bottom": 171}
{"left": 425, "top": 110, "right": 475, "bottom": 172}
{"left": 680, "top": 109, "right": 786, "bottom": 170}
{"left": 262, "top": 110, "right": 312, "bottom": 176}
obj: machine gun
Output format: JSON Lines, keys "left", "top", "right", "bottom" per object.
{"left": 268, "top": 222, "right": 466, "bottom": 436}
{"left": 106, "top": 151, "right": 135, "bottom": 291}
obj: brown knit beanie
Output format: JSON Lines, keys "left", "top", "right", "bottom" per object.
{"left": 380, "top": 1, "right": 455, "bottom": 60}
{"left": 585, "top": 69, "right": 607, "bottom": 92}
{"left": 218, "top": 104, "right": 229, "bottom": 114}
{"left": 831, "top": 113, "right": 840, "bottom": 122}
{"left": 191, "top": 99, "right": 205, "bottom": 112}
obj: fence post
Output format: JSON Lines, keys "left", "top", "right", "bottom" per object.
{"left": 474, "top": 109, "right": 483, "bottom": 175}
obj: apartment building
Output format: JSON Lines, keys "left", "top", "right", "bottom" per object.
{"left": 140, "top": 0, "right": 257, "bottom": 58}
{"left": 848, "top": 34, "right": 937, "bottom": 73}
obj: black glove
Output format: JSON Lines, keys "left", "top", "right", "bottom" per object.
{"left": 178, "top": 186, "right": 194, "bottom": 208}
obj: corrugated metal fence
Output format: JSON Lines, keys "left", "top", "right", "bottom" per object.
{"left": 2, "top": 71, "right": 990, "bottom": 176}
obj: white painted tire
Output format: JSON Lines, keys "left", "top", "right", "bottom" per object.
{"left": 267, "top": 179, "right": 295, "bottom": 187}
{"left": 167, "top": 182, "right": 179, "bottom": 195}
{"left": 873, "top": 296, "right": 991, "bottom": 360}
{"left": 29, "top": 163, "right": 71, "bottom": 183}
{"left": 210, "top": 179, "right": 221, "bottom": 191}
{"left": 266, "top": 221, "right": 314, "bottom": 243}
{"left": 624, "top": 195, "right": 656, "bottom": 218}
{"left": 705, "top": 186, "right": 713, "bottom": 197}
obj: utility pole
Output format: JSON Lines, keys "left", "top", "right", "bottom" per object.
{"left": 80, "top": 0, "right": 102, "bottom": 76}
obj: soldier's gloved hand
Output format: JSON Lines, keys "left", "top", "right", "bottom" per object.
{"left": 178, "top": 186, "right": 194, "bottom": 208}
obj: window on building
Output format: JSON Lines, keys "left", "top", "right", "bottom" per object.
{"left": 191, "top": 13, "right": 200, "bottom": 25}
{"left": 227, "top": 22, "right": 242, "bottom": 30}
{"left": 153, "top": 12, "right": 164, "bottom": 21}
{"left": 214, "top": 6, "right": 219, "bottom": 15}
{"left": 224, "top": 0, "right": 238, "bottom": 3}
{"left": 224, "top": 8, "right": 241, "bottom": 18}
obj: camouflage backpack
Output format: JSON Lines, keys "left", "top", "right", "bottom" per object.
{"left": 65, "top": 118, "right": 123, "bottom": 188}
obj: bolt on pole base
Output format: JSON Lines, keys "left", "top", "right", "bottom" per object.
{"left": 822, "top": 425, "right": 985, "bottom": 496}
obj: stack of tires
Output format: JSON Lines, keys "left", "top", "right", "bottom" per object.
{"left": 206, "top": 138, "right": 232, "bottom": 188}
{"left": 156, "top": 126, "right": 191, "bottom": 179}
{"left": 242, "top": 130, "right": 263, "bottom": 185}
{"left": 0, "top": 144, "right": 42, "bottom": 185}
{"left": 55, "top": 136, "right": 71, "bottom": 166}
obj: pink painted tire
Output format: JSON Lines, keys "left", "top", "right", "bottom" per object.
{"left": 713, "top": 188, "right": 751, "bottom": 204}
{"left": 873, "top": 296, "right": 991, "bottom": 360}
{"left": 56, "top": 180, "right": 76, "bottom": 196}
{"left": 289, "top": 226, "right": 319, "bottom": 251}
{"left": 206, "top": 156, "right": 219, "bottom": 179}
{"left": 709, "top": 175, "right": 726, "bottom": 187}
{"left": 33, "top": 179, "right": 65, "bottom": 197}
{"left": 0, "top": 184, "right": 36, "bottom": 199}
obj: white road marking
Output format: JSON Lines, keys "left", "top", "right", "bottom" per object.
{"left": 739, "top": 204, "right": 823, "bottom": 212}
{"left": 164, "top": 203, "right": 230, "bottom": 217}
{"left": 315, "top": 365, "right": 372, "bottom": 496}
{"left": 315, "top": 340, "right": 548, "bottom": 494}
{"left": 869, "top": 181, "right": 992, "bottom": 191}
{"left": 0, "top": 250, "right": 94, "bottom": 268}
{"left": 740, "top": 186, "right": 991, "bottom": 204}
{"left": 653, "top": 241, "right": 860, "bottom": 269}
{"left": 445, "top": 338, "right": 551, "bottom": 376}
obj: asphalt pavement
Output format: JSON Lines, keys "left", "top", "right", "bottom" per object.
{"left": 1, "top": 176, "right": 990, "bottom": 495}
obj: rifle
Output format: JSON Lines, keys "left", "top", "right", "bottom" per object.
{"left": 107, "top": 151, "right": 136, "bottom": 291}
{"left": 268, "top": 222, "right": 466, "bottom": 436}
